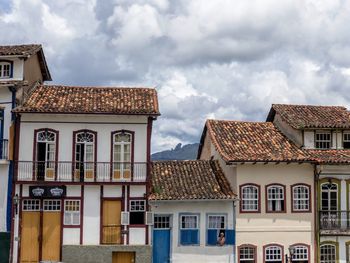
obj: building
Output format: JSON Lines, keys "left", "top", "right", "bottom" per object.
{"left": 0, "top": 44, "right": 51, "bottom": 260}
{"left": 198, "top": 118, "right": 316, "bottom": 263}
{"left": 10, "top": 85, "right": 159, "bottom": 263}
{"left": 267, "top": 104, "right": 350, "bottom": 263}
{"left": 149, "top": 160, "right": 237, "bottom": 263}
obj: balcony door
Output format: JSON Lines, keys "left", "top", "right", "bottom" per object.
{"left": 112, "top": 132, "right": 132, "bottom": 180}
{"left": 320, "top": 182, "right": 339, "bottom": 229}
{"left": 74, "top": 131, "right": 95, "bottom": 182}
{"left": 36, "top": 130, "right": 57, "bottom": 181}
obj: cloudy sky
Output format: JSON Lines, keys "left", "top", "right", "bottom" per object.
{"left": 1, "top": 0, "right": 350, "bottom": 152}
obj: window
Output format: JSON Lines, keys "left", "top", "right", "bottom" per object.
{"left": 43, "top": 200, "right": 61, "bottom": 211}
{"left": 292, "top": 185, "right": 310, "bottom": 212}
{"left": 154, "top": 215, "right": 170, "bottom": 229}
{"left": 129, "top": 200, "right": 145, "bottom": 225}
{"left": 22, "top": 199, "right": 40, "bottom": 211}
{"left": 0, "top": 109, "right": 5, "bottom": 160}
{"left": 0, "top": 62, "right": 11, "bottom": 78}
{"left": 241, "top": 185, "right": 259, "bottom": 212}
{"left": 207, "top": 215, "right": 226, "bottom": 245}
{"left": 74, "top": 131, "right": 95, "bottom": 181}
{"left": 321, "top": 183, "right": 338, "bottom": 211}
{"left": 315, "top": 131, "right": 331, "bottom": 149}
{"left": 291, "top": 245, "right": 309, "bottom": 263}
{"left": 36, "top": 129, "right": 57, "bottom": 181}
{"left": 239, "top": 245, "right": 256, "bottom": 263}
{"left": 112, "top": 131, "right": 132, "bottom": 180}
{"left": 320, "top": 244, "right": 337, "bottom": 263}
{"left": 264, "top": 245, "right": 283, "bottom": 263}
{"left": 180, "top": 214, "right": 199, "bottom": 245}
{"left": 266, "top": 185, "right": 285, "bottom": 212}
{"left": 64, "top": 200, "right": 80, "bottom": 225}
{"left": 343, "top": 132, "right": 350, "bottom": 149}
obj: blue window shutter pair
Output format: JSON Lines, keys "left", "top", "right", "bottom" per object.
{"left": 180, "top": 229, "right": 199, "bottom": 245}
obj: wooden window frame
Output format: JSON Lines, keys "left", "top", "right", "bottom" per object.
{"left": 240, "top": 183, "right": 261, "bottom": 213}
{"left": 291, "top": 184, "right": 312, "bottom": 213}
{"left": 265, "top": 184, "right": 286, "bottom": 213}
{"left": 238, "top": 244, "right": 257, "bottom": 263}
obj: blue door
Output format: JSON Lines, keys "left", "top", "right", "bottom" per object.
{"left": 153, "top": 215, "right": 171, "bottom": 263}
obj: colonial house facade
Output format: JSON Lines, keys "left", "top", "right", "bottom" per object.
{"left": 10, "top": 85, "right": 159, "bottom": 263}
{"left": 267, "top": 104, "right": 350, "bottom": 263}
{"left": 198, "top": 119, "right": 317, "bottom": 263}
{"left": 149, "top": 160, "right": 237, "bottom": 263}
{"left": 0, "top": 44, "right": 50, "bottom": 260}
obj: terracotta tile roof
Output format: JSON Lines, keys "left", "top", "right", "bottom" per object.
{"left": 204, "top": 119, "right": 310, "bottom": 163}
{"left": 13, "top": 85, "right": 160, "bottom": 115}
{"left": 149, "top": 160, "right": 236, "bottom": 201}
{"left": 305, "top": 149, "right": 350, "bottom": 164}
{"left": 267, "top": 104, "right": 350, "bottom": 129}
{"left": 0, "top": 44, "right": 42, "bottom": 56}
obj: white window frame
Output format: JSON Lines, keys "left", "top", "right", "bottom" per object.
{"left": 75, "top": 131, "right": 95, "bottom": 180}
{"left": 129, "top": 200, "right": 145, "bottom": 212}
{"left": 241, "top": 185, "right": 259, "bottom": 212}
{"left": 113, "top": 132, "right": 132, "bottom": 180}
{"left": 265, "top": 245, "right": 283, "bottom": 262}
{"left": 207, "top": 214, "right": 226, "bottom": 229}
{"left": 239, "top": 246, "right": 256, "bottom": 263}
{"left": 64, "top": 200, "right": 81, "bottom": 226}
{"left": 180, "top": 214, "right": 199, "bottom": 230}
{"left": 315, "top": 131, "right": 331, "bottom": 149}
{"left": 43, "top": 199, "right": 61, "bottom": 211}
{"left": 36, "top": 130, "right": 56, "bottom": 181}
{"left": 292, "top": 245, "right": 308, "bottom": 262}
{"left": 267, "top": 185, "right": 285, "bottom": 212}
{"left": 320, "top": 244, "right": 337, "bottom": 263}
{"left": 292, "top": 185, "right": 310, "bottom": 211}
{"left": 0, "top": 62, "right": 11, "bottom": 78}
{"left": 22, "top": 199, "right": 40, "bottom": 211}
{"left": 154, "top": 215, "right": 171, "bottom": 229}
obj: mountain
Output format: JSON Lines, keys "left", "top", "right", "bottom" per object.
{"left": 151, "top": 143, "right": 200, "bottom": 160}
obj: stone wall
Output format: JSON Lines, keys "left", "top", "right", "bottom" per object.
{"left": 62, "top": 245, "right": 152, "bottom": 263}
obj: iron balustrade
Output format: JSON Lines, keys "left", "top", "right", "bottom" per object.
{"left": 319, "top": 211, "right": 350, "bottom": 230}
{"left": 0, "top": 139, "right": 8, "bottom": 160}
{"left": 15, "top": 161, "right": 148, "bottom": 182}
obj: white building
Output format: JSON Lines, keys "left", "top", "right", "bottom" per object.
{"left": 0, "top": 44, "right": 51, "bottom": 261}
{"left": 11, "top": 85, "right": 159, "bottom": 263}
{"left": 149, "top": 160, "right": 237, "bottom": 263}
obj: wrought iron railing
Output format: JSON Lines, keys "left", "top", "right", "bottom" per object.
{"left": 15, "top": 161, "right": 148, "bottom": 182}
{"left": 0, "top": 139, "right": 8, "bottom": 160}
{"left": 319, "top": 211, "right": 350, "bottom": 230}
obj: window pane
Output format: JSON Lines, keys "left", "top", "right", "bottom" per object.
{"left": 208, "top": 215, "right": 225, "bottom": 229}
{"left": 293, "top": 186, "right": 309, "bottom": 211}
{"left": 242, "top": 185, "right": 258, "bottom": 211}
{"left": 265, "top": 246, "right": 282, "bottom": 262}
{"left": 181, "top": 215, "right": 198, "bottom": 229}
{"left": 240, "top": 246, "right": 255, "bottom": 263}
{"left": 320, "top": 244, "right": 336, "bottom": 263}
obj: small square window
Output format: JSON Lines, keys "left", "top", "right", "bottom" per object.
{"left": 129, "top": 200, "right": 145, "bottom": 225}
{"left": 315, "top": 132, "right": 331, "bottom": 149}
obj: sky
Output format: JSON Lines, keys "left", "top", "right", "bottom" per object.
{"left": 1, "top": 0, "right": 350, "bottom": 152}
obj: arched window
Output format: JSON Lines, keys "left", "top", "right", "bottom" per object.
{"left": 239, "top": 245, "right": 256, "bottom": 263}
{"left": 240, "top": 184, "right": 260, "bottom": 212}
{"left": 291, "top": 244, "right": 309, "bottom": 263}
{"left": 0, "top": 61, "right": 11, "bottom": 78}
{"left": 321, "top": 182, "right": 338, "bottom": 211}
{"left": 320, "top": 243, "right": 337, "bottom": 263}
{"left": 35, "top": 129, "right": 57, "bottom": 180}
{"left": 264, "top": 244, "right": 283, "bottom": 263}
{"left": 266, "top": 184, "right": 285, "bottom": 212}
{"left": 112, "top": 131, "right": 133, "bottom": 180}
{"left": 292, "top": 184, "right": 310, "bottom": 212}
{"left": 74, "top": 130, "right": 96, "bottom": 181}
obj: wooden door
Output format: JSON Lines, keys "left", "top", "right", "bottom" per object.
{"left": 112, "top": 252, "right": 135, "bottom": 263}
{"left": 41, "top": 200, "right": 61, "bottom": 261}
{"left": 20, "top": 211, "right": 40, "bottom": 263}
{"left": 102, "top": 200, "right": 121, "bottom": 244}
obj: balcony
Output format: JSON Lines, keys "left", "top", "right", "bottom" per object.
{"left": 0, "top": 139, "right": 8, "bottom": 160}
{"left": 319, "top": 211, "right": 350, "bottom": 235}
{"left": 15, "top": 161, "right": 148, "bottom": 183}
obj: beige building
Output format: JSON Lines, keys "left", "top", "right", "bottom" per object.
{"left": 198, "top": 117, "right": 316, "bottom": 262}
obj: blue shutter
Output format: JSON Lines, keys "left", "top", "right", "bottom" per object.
{"left": 225, "top": 229, "right": 235, "bottom": 245}
{"left": 207, "top": 229, "right": 218, "bottom": 245}
{"left": 180, "top": 229, "right": 199, "bottom": 245}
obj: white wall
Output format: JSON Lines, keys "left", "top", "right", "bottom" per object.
{"left": 19, "top": 114, "right": 149, "bottom": 163}
{"left": 83, "top": 185, "right": 100, "bottom": 244}
{"left": 304, "top": 131, "right": 314, "bottom": 149}
{"left": 151, "top": 201, "right": 235, "bottom": 263}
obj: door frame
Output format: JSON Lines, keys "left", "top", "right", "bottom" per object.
{"left": 152, "top": 214, "right": 172, "bottom": 263}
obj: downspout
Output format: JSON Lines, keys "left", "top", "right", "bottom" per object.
{"left": 233, "top": 197, "right": 239, "bottom": 263}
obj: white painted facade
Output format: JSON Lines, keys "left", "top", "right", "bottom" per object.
{"left": 150, "top": 201, "right": 235, "bottom": 263}
{"left": 0, "top": 57, "right": 24, "bottom": 81}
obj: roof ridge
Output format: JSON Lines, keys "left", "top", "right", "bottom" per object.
{"left": 41, "top": 84, "right": 157, "bottom": 90}
{"left": 272, "top": 103, "right": 347, "bottom": 109}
